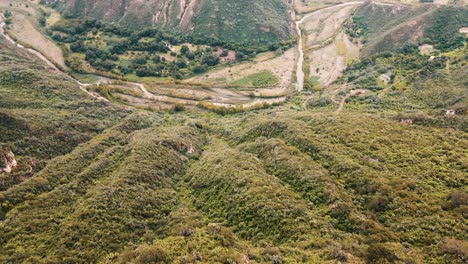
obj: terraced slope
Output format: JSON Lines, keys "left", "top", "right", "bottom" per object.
{"left": 44, "top": 0, "right": 295, "bottom": 44}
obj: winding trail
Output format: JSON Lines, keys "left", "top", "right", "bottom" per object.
{"left": 296, "top": 1, "right": 370, "bottom": 109}
{"left": 1, "top": 14, "right": 289, "bottom": 109}
{"left": 2, "top": 13, "right": 292, "bottom": 109}
{"left": 2, "top": 2, "right": 376, "bottom": 110}
{"left": 294, "top": 8, "right": 320, "bottom": 91}
{"left": 1, "top": 15, "right": 109, "bottom": 102}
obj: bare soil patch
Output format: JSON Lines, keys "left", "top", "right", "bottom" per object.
{"left": 302, "top": 3, "right": 361, "bottom": 87}
{"left": 188, "top": 48, "right": 297, "bottom": 93}
{"left": 2, "top": 2, "right": 67, "bottom": 69}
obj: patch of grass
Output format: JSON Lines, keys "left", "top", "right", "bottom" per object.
{"left": 335, "top": 39, "right": 346, "bottom": 56}
{"left": 229, "top": 70, "right": 279, "bottom": 88}
{"left": 254, "top": 51, "right": 277, "bottom": 62}
{"left": 309, "top": 76, "right": 320, "bottom": 86}
{"left": 71, "top": 72, "right": 100, "bottom": 83}
{"left": 123, "top": 74, "right": 173, "bottom": 83}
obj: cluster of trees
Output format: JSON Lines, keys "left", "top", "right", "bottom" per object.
{"left": 344, "top": 15, "right": 367, "bottom": 39}
{"left": 114, "top": 49, "right": 220, "bottom": 78}
{"left": 3, "top": 10, "right": 12, "bottom": 25}
{"left": 339, "top": 38, "right": 452, "bottom": 91}
{"left": 49, "top": 19, "right": 209, "bottom": 77}
{"left": 46, "top": 17, "right": 294, "bottom": 78}
{"left": 422, "top": 7, "right": 468, "bottom": 51}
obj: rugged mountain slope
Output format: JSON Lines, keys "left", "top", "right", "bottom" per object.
{"left": 44, "top": 0, "right": 295, "bottom": 44}
{"left": 1, "top": 30, "right": 467, "bottom": 263}
{"left": 1, "top": 1, "right": 467, "bottom": 263}
{"left": 350, "top": 3, "right": 468, "bottom": 55}
{"left": 0, "top": 37, "right": 128, "bottom": 192}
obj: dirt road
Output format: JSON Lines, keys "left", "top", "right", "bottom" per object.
{"left": 1, "top": 15, "right": 109, "bottom": 102}
{"left": 1, "top": 13, "right": 293, "bottom": 109}
{"left": 295, "top": 18, "right": 306, "bottom": 91}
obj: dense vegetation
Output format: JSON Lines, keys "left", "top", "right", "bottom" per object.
{"left": 334, "top": 4, "right": 468, "bottom": 131}
{"left": 0, "top": 2, "right": 467, "bottom": 264}
{"left": 422, "top": 7, "right": 468, "bottom": 51}
{"left": 0, "top": 38, "right": 127, "bottom": 192}
{"left": 353, "top": 4, "right": 467, "bottom": 55}
{"left": 352, "top": 3, "right": 434, "bottom": 55}
{"left": 45, "top": 17, "right": 293, "bottom": 79}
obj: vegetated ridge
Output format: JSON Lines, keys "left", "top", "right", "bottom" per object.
{"left": 43, "top": 0, "right": 295, "bottom": 45}
{"left": 0, "top": 1, "right": 467, "bottom": 263}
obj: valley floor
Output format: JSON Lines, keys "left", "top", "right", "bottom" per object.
{"left": 0, "top": 0, "right": 371, "bottom": 111}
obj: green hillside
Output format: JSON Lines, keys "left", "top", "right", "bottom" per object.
{"left": 1, "top": 28, "right": 467, "bottom": 262}
{"left": 0, "top": 37, "right": 128, "bottom": 192}
{"left": 43, "top": 0, "right": 294, "bottom": 45}
{"left": 350, "top": 4, "right": 468, "bottom": 55}
{"left": 0, "top": 2, "right": 467, "bottom": 264}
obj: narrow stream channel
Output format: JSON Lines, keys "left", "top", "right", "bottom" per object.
{"left": 295, "top": 19, "right": 305, "bottom": 92}
{"left": 295, "top": 12, "right": 315, "bottom": 92}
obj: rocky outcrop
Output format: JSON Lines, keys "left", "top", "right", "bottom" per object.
{"left": 0, "top": 150, "right": 17, "bottom": 174}
{"left": 160, "top": 140, "right": 195, "bottom": 155}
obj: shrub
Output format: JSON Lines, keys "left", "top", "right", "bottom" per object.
{"left": 366, "top": 244, "right": 398, "bottom": 264}
{"left": 180, "top": 45, "right": 189, "bottom": 54}
{"left": 172, "top": 103, "right": 186, "bottom": 112}
{"left": 192, "top": 64, "right": 207, "bottom": 74}
{"left": 439, "top": 238, "right": 468, "bottom": 259}
{"left": 201, "top": 54, "right": 219, "bottom": 66}
{"left": 448, "top": 191, "right": 468, "bottom": 209}
{"left": 369, "top": 195, "right": 390, "bottom": 212}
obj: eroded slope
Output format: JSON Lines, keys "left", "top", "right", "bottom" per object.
{"left": 45, "top": 0, "right": 295, "bottom": 44}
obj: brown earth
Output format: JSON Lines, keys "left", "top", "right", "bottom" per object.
{"left": 0, "top": 0, "right": 67, "bottom": 69}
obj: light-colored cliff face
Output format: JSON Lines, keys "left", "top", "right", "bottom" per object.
{"left": 0, "top": 151, "right": 17, "bottom": 174}
{"left": 45, "top": 0, "right": 295, "bottom": 44}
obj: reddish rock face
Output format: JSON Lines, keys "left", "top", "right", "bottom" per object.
{"left": 60, "top": 0, "right": 203, "bottom": 28}
{"left": 48, "top": 0, "right": 294, "bottom": 43}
